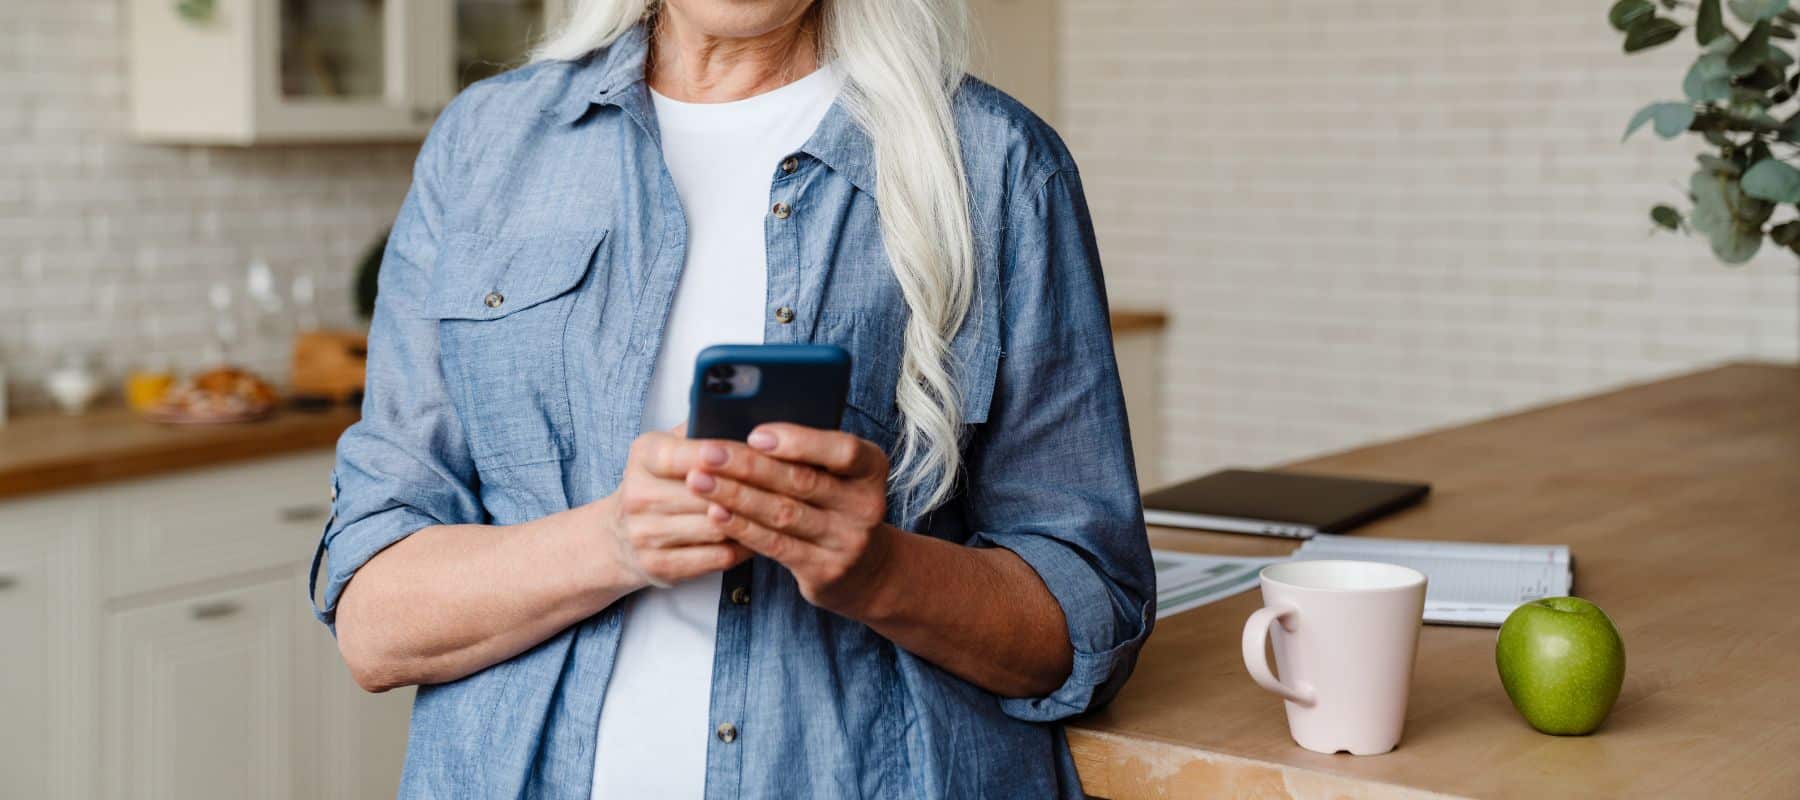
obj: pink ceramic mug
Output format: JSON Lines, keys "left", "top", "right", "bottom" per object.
{"left": 1241, "top": 560, "right": 1427, "bottom": 755}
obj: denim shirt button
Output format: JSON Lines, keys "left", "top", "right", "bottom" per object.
{"left": 483, "top": 291, "right": 504, "bottom": 309}
{"left": 716, "top": 722, "right": 738, "bottom": 743}
{"left": 771, "top": 201, "right": 790, "bottom": 219}
{"left": 730, "top": 586, "right": 750, "bottom": 605}
{"left": 780, "top": 156, "right": 798, "bottom": 174}
{"left": 774, "top": 306, "right": 795, "bottom": 324}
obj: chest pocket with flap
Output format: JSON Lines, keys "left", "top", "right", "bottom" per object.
{"left": 426, "top": 230, "right": 606, "bottom": 470}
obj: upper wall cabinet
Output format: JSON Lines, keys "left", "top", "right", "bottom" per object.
{"left": 129, "top": 0, "right": 568, "bottom": 144}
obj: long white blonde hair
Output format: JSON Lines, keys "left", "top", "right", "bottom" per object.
{"left": 535, "top": 0, "right": 976, "bottom": 514}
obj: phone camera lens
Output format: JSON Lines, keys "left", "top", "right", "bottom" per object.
{"left": 703, "top": 364, "right": 736, "bottom": 395}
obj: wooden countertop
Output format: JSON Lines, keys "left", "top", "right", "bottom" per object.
{"left": 1068, "top": 362, "right": 1800, "bottom": 799}
{"left": 0, "top": 405, "right": 359, "bottom": 500}
{"left": 1109, "top": 310, "right": 1168, "bottom": 335}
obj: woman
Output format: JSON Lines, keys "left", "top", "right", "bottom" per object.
{"left": 309, "top": 0, "right": 1153, "bottom": 796}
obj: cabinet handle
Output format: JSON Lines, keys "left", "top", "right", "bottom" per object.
{"left": 190, "top": 601, "right": 241, "bottom": 620}
{"left": 0, "top": 574, "right": 16, "bottom": 591}
{"left": 279, "top": 504, "right": 331, "bottom": 524}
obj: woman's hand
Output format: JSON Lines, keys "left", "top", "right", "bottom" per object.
{"left": 607, "top": 426, "right": 754, "bottom": 589}
{"left": 685, "top": 423, "right": 1074, "bottom": 696}
{"left": 683, "top": 423, "right": 899, "bottom": 619}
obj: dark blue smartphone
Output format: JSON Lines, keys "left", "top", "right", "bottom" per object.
{"left": 687, "top": 344, "right": 852, "bottom": 441}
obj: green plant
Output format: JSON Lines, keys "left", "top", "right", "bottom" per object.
{"left": 355, "top": 229, "right": 388, "bottom": 320}
{"left": 1614, "top": 0, "right": 1800, "bottom": 263}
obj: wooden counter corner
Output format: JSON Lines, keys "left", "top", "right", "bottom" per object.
{"left": 1069, "top": 361, "right": 1800, "bottom": 800}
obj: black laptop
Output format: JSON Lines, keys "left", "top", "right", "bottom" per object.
{"left": 1141, "top": 468, "right": 1430, "bottom": 539}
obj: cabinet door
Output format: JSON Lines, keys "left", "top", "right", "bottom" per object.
{"left": 104, "top": 577, "right": 299, "bottom": 800}
{"left": 412, "top": 0, "right": 568, "bottom": 114}
{"left": 0, "top": 494, "right": 100, "bottom": 800}
{"left": 255, "top": 0, "right": 426, "bottom": 139}
{"left": 293, "top": 579, "right": 415, "bottom": 799}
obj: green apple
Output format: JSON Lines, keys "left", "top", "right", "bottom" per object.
{"left": 1495, "top": 596, "right": 1626, "bottom": 735}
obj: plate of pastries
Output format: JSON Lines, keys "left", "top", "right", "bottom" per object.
{"left": 143, "top": 366, "right": 281, "bottom": 424}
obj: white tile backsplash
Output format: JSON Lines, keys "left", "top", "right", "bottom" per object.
{"left": 2, "top": 0, "right": 415, "bottom": 412}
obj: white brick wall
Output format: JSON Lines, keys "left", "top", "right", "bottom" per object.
{"left": 2, "top": 0, "right": 415, "bottom": 411}
{"left": 1060, "top": 0, "right": 1800, "bottom": 482}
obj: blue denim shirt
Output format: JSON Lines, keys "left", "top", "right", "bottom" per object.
{"left": 311, "top": 23, "right": 1154, "bottom": 800}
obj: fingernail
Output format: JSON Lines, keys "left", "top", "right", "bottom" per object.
{"left": 700, "top": 443, "right": 728, "bottom": 465}
{"left": 689, "top": 471, "right": 716, "bottom": 492}
{"left": 747, "top": 430, "right": 777, "bottom": 451}
{"left": 709, "top": 504, "right": 731, "bottom": 522}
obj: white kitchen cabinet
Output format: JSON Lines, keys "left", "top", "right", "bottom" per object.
{"left": 294, "top": 584, "right": 416, "bottom": 800}
{"left": 130, "top": 0, "right": 569, "bottom": 144}
{"left": 103, "top": 453, "right": 336, "bottom": 599}
{"left": 0, "top": 494, "right": 102, "bottom": 800}
{"left": 0, "top": 448, "right": 412, "bottom": 799}
{"left": 104, "top": 576, "right": 301, "bottom": 800}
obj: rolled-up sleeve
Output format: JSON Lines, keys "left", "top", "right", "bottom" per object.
{"left": 309, "top": 103, "right": 484, "bottom": 630}
{"left": 966, "top": 167, "right": 1156, "bottom": 721}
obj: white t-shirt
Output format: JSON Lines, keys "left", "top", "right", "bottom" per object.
{"left": 591, "top": 64, "right": 843, "bottom": 799}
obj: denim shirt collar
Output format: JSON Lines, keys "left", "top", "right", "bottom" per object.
{"left": 547, "top": 22, "right": 877, "bottom": 195}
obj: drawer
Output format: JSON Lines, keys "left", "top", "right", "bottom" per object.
{"left": 104, "top": 451, "right": 336, "bottom": 599}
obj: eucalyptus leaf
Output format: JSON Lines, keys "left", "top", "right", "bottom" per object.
{"left": 1729, "top": 20, "right": 1774, "bottom": 72}
{"left": 1711, "top": 224, "right": 1763, "bottom": 262}
{"left": 1742, "top": 62, "right": 1787, "bottom": 89}
{"left": 1705, "top": 31, "right": 1743, "bottom": 54}
{"left": 1692, "top": 169, "right": 1775, "bottom": 230}
{"left": 1782, "top": 7, "right": 1800, "bottom": 22}
{"left": 1625, "top": 102, "right": 1697, "bottom": 140}
{"left": 1729, "top": 0, "right": 1790, "bottom": 23}
{"left": 1625, "top": 16, "right": 1684, "bottom": 52}
{"left": 1773, "top": 23, "right": 1797, "bottom": 38}
{"left": 1746, "top": 140, "right": 1775, "bottom": 165}
{"left": 1685, "top": 54, "right": 1737, "bottom": 100}
{"left": 1651, "top": 205, "right": 1685, "bottom": 230}
{"left": 1766, "top": 44, "right": 1796, "bottom": 65}
{"left": 1741, "top": 158, "right": 1800, "bottom": 200}
{"left": 1691, "top": 177, "right": 1733, "bottom": 237}
{"left": 1696, "top": 51, "right": 1735, "bottom": 78}
{"left": 1611, "top": 0, "right": 1656, "bottom": 30}
{"left": 1771, "top": 219, "right": 1800, "bottom": 244}
{"left": 1739, "top": 109, "right": 1782, "bottom": 129}
{"left": 1689, "top": 171, "right": 1766, "bottom": 262}
{"left": 1699, "top": 0, "right": 1730, "bottom": 41}
{"left": 1780, "top": 111, "right": 1800, "bottom": 141}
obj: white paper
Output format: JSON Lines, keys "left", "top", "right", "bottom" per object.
{"left": 1292, "top": 534, "right": 1572, "bottom": 626}
{"left": 1152, "top": 550, "right": 1285, "bottom": 620}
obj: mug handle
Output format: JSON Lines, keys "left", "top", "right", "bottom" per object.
{"left": 1242, "top": 604, "right": 1316, "bottom": 706}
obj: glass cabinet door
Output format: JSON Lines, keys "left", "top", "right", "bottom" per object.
{"left": 456, "top": 0, "right": 549, "bottom": 89}
{"left": 279, "top": 0, "right": 389, "bottom": 100}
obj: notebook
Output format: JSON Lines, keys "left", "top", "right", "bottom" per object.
{"left": 1293, "top": 535, "right": 1574, "bottom": 626}
{"left": 1141, "top": 469, "right": 1430, "bottom": 539}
